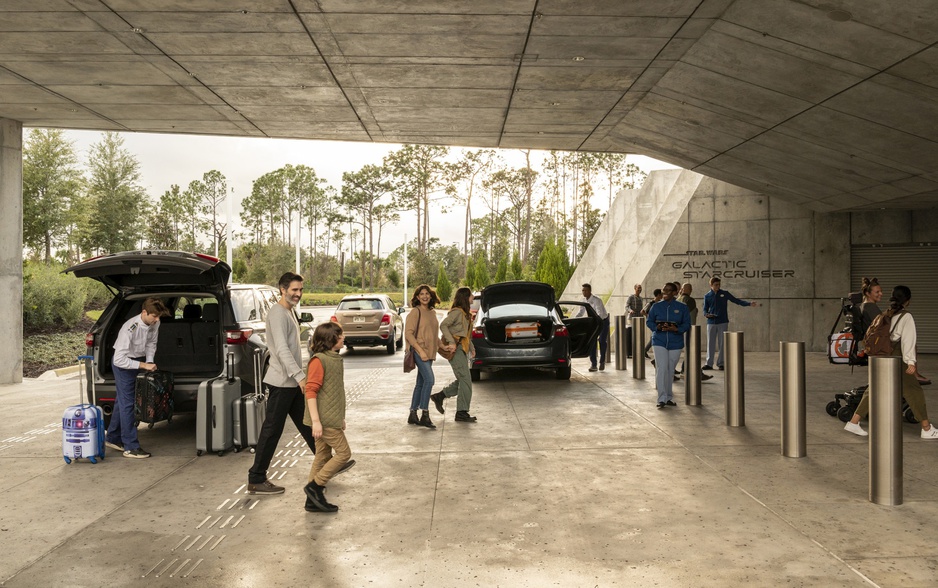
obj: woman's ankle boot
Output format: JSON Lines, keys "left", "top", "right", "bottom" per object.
{"left": 408, "top": 410, "right": 419, "bottom": 425}
{"left": 419, "top": 410, "right": 436, "bottom": 429}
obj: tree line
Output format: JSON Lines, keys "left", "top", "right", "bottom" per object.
{"left": 22, "top": 129, "right": 645, "bottom": 296}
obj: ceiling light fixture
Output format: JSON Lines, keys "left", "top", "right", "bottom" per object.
{"left": 572, "top": 56, "right": 585, "bottom": 61}
{"left": 131, "top": 27, "right": 144, "bottom": 33}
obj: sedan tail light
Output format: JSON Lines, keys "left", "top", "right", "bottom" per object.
{"left": 226, "top": 328, "right": 254, "bottom": 345}
{"left": 380, "top": 314, "right": 391, "bottom": 325}
{"left": 554, "top": 325, "right": 569, "bottom": 337}
{"left": 85, "top": 333, "right": 95, "bottom": 348}
{"left": 330, "top": 315, "right": 338, "bottom": 323}
{"left": 471, "top": 327, "right": 484, "bottom": 339}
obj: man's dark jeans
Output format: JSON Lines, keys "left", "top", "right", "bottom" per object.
{"left": 590, "top": 316, "right": 610, "bottom": 367}
{"left": 249, "top": 385, "right": 316, "bottom": 484}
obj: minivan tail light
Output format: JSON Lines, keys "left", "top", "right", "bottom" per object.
{"left": 226, "top": 328, "right": 253, "bottom": 344}
{"left": 85, "top": 333, "right": 95, "bottom": 347}
{"left": 554, "top": 325, "right": 569, "bottom": 337}
{"left": 381, "top": 314, "right": 391, "bottom": 325}
{"left": 471, "top": 327, "right": 484, "bottom": 339}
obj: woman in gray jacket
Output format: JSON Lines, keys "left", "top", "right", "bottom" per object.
{"left": 431, "top": 288, "right": 477, "bottom": 422}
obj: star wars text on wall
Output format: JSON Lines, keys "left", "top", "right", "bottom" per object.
{"left": 667, "top": 251, "right": 795, "bottom": 280}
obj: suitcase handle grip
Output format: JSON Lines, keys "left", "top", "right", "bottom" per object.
{"left": 226, "top": 352, "right": 235, "bottom": 383}
{"left": 211, "top": 405, "right": 216, "bottom": 428}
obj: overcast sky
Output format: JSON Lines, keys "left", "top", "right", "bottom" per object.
{"left": 58, "top": 129, "right": 678, "bottom": 256}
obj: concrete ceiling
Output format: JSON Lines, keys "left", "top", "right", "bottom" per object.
{"left": 1, "top": 0, "right": 937, "bottom": 212}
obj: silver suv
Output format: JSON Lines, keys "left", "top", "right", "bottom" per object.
{"left": 65, "top": 251, "right": 311, "bottom": 425}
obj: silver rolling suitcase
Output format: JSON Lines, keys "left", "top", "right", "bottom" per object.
{"left": 196, "top": 353, "right": 240, "bottom": 456}
{"left": 233, "top": 349, "right": 267, "bottom": 454}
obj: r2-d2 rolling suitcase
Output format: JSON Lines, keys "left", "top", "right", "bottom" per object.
{"left": 63, "top": 355, "right": 105, "bottom": 464}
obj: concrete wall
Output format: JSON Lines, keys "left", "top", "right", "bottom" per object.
{"left": 0, "top": 118, "right": 23, "bottom": 384}
{"left": 851, "top": 209, "right": 938, "bottom": 244}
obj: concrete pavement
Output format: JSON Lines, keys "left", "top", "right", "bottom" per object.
{"left": 1, "top": 348, "right": 937, "bottom": 587}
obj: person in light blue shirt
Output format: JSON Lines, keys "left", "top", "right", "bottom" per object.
{"left": 646, "top": 283, "right": 691, "bottom": 408}
{"left": 702, "top": 277, "right": 759, "bottom": 370}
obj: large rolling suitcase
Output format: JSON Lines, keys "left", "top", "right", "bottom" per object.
{"left": 134, "top": 369, "right": 174, "bottom": 428}
{"left": 63, "top": 355, "right": 105, "bottom": 464}
{"left": 233, "top": 349, "right": 267, "bottom": 454}
{"left": 196, "top": 353, "right": 240, "bottom": 456}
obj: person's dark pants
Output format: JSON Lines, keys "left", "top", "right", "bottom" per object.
{"left": 589, "top": 316, "right": 610, "bottom": 368}
{"left": 249, "top": 385, "right": 316, "bottom": 484}
{"left": 107, "top": 358, "right": 143, "bottom": 451}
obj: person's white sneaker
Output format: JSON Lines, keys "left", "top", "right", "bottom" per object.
{"left": 921, "top": 426, "right": 938, "bottom": 439}
{"left": 844, "top": 422, "right": 868, "bottom": 436}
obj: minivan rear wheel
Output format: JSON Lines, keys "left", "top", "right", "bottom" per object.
{"left": 556, "top": 365, "right": 571, "bottom": 380}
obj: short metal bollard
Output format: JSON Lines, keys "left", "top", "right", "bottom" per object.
{"left": 631, "top": 317, "right": 645, "bottom": 379}
{"left": 869, "top": 356, "right": 903, "bottom": 506}
{"left": 724, "top": 331, "right": 745, "bottom": 427}
{"left": 615, "top": 316, "right": 628, "bottom": 371}
{"left": 685, "top": 325, "right": 701, "bottom": 405}
{"left": 780, "top": 341, "right": 806, "bottom": 457}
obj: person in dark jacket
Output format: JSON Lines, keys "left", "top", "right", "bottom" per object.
{"left": 702, "top": 277, "right": 759, "bottom": 370}
{"left": 646, "top": 283, "right": 691, "bottom": 408}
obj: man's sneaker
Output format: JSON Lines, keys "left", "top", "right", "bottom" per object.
{"left": 666, "top": 400, "right": 677, "bottom": 407}
{"left": 334, "top": 459, "right": 356, "bottom": 476}
{"left": 599, "top": 363, "right": 605, "bottom": 371}
{"left": 123, "top": 447, "right": 151, "bottom": 459}
{"left": 588, "top": 366, "right": 598, "bottom": 372}
{"left": 717, "top": 365, "right": 725, "bottom": 371}
{"left": 701, "top": 373, "right": 714, "bottom": 381}
{"left": 702, "top": 365, "right": 713, "bottom": 371}
{"left": 248, "top": 480, "right": 285, "bottom": 494}
{"left": 921, "top": 426, "right": 938, "bottom": 439}
{"left": 844, "top": 422, "right": 868, "bottom": 437}
{"left": 105, "top": 440, "right": 124, "bottom": 451}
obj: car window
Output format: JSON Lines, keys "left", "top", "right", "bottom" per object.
{"left": 487, "top": 303, "right": 550, "bottom": 319}
{"left": 231, "top": 289, "right": 258, "bottom": 322}
{"left": 338, "top": 299, "right": 381, "bottom": 311}
{"left": 257, "top": 289, "right": 278, "bottom": 322}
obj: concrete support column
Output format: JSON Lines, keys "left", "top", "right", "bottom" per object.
{"left": 0, "top": 118, "right": 23, "bottom": 384}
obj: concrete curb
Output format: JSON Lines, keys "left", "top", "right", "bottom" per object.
{"left": 38, "top": 364, "right": 80, "bottom": 380}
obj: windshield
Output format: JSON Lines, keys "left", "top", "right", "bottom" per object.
{"left": 487, "top": 303, "right": 550, "bottom": 320}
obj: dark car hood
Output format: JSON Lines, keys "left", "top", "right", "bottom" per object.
{"left": 481, "top": 281, "right": 555, "bottom": 311}
{"left": 64, "top": 250, "right": 231, "bottom": 291}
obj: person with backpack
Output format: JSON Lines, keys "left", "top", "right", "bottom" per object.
{"left": 844, "top": 285, "right": 938, "bottom": 438}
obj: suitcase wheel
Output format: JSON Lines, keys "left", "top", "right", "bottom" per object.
{"left": 233, "top": 447, "right": 240, "bottom": 453}
{"left": 197, "top": 450, "right": 203, "bottom": 456}
{"left": 250, "top": 447, "right": 255, "bottom": 454}
{"left": 89, "top": 456, "right": 97, "bottom": 464}
{"left": 825, "top": 401, "right": 840, "bottom": 417}
{"left": 217, "top": 451, "right": 224, "bottom": 457}
{"left": 64, "top": 456, "right": 71, "bottom": 464}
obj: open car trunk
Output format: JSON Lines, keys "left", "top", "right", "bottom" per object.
{"left": 482, "top": 318, "right": 554, "bottom": 345}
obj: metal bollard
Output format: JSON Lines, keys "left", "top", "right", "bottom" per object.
{"left": 780, "top": 341, "right": 806, "bottom": 457}
{"left": 724, "top": 331, "right": 745, "bottom": 427}
{"left": 685, "top": 326, "right": 701, "bottom": 405}
{"left": 631, "top": 317, "right": 645, "bottom": 379}
{"left": 615, "top": 316, "right": 628, "bottom": 370}
{"left": 869, "top": 356, "right": 903, "bottom": 506}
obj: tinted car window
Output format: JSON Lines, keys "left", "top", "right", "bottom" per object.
{"left": 338, "top": 299, "right": 382, "bottom": 311}
{"left": 487, "top": 303, "right": 550, "bottom": 319}
{"left": 257, "top": 289, "right": 278, "bottom": 322}
{"left": 231, "top": 289, "right": 259, "bottom": 322}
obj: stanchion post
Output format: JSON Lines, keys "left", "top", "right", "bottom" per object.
{"left": 724, "top": 331, "right": 745, "bottom": 427}
{"left": 615, "top": 316, "right": 628, "bottom": 371}
{"left": 780, "top": 341, "right": 806, "bottom": 457}
{"left": 685, "top": 325, "right": 701, "bottom": 405}
{"left": 869, "top": 356, "right": 903, "bottom": 506}
{"left": 631, "top": 317, "right": 645, "bottom": 380}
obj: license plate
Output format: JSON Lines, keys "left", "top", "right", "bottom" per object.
{"left": 353, "top": 316, "right": 366, "bottom": 323}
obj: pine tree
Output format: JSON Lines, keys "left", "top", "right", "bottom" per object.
{"left": 495, "top": 255, "right": 508, "bottom": 282}
{"left": 436, "top": 261, "right": 453, "bottom": 302}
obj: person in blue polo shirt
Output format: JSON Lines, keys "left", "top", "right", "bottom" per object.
{"left": 646, "top": 283, "right": 691, "bottom": 409}
{"left": 702, "top": 277, "right": 760, "bottom": 370}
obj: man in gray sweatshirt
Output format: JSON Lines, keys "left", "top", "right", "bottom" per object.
{"left": 248, "top": 272, "right": 317, "bottom": 494}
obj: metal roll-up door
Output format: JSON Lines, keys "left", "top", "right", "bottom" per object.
{"left": 851, "top": 245, "right": 938, "bottom": 353}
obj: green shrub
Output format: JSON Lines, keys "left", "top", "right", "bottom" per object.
{"left": 23, "top": 262, "right": 87, "bottom": 328}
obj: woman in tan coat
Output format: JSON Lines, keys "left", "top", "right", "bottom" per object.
{"left": 431, "top": 288, "right": 477, "bottom": 422}
{"left": 405, "top": 284, "right": 443, "bottom": 428}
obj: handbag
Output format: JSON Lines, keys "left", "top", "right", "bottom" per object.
{"left": 403, "top": 308, "right": 421, "bottom": 373}
{"left": 438, "top": 343, "right": 456, "bottom": 361}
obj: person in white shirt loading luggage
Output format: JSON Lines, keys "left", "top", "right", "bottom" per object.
{"left": 105, "top": 297, "right": 167, "bottom": 459}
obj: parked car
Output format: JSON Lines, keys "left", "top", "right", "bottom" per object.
{"left": 470, "top": 281, "right": 601, "bottom": 381}
{"left": 64, "top": 250, "right": 312, "bottom": 426}
{"left": 331, "top": 294, "right": 404, "bottom": 354}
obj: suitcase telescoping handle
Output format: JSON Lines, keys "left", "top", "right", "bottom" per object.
{"left": 253, "top": 348, "right": 265, "bottom": 399}
{"left": 78, "top": 355, "right": 94, "bottom": 405}
{"left": 226, "top": 351, "right": 235, "bottom": 383}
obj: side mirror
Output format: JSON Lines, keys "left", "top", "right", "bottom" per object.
{"left": 398, "top": 307, "right": 406, "bottom": 315}
{"left": 299, "top": 312, "right": 313, "bottom": 323}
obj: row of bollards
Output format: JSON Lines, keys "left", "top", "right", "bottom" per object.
{"left": 608, "top": 314, "right": 902, "bottom": 506}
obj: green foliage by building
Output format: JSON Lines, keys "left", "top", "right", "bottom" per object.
{"left": 495, "top": 255, "right": 508, "bottom": 283}
{"left": 534, "top": 238, "right": 573, "bottom": 297}
{"left": 436, "top": 262, "right": 452, "bottom": 302}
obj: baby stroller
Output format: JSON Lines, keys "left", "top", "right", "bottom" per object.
{"left": 826, "top": 384, "right": 918, "bottom": 424}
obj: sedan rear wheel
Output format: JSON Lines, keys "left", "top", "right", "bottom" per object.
{"left": 386, "top": 329, "right": 396, "bottom": 354}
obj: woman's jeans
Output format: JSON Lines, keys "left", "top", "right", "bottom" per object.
{"left": 410, "top": 354, "right": 435, "bottom": 411}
